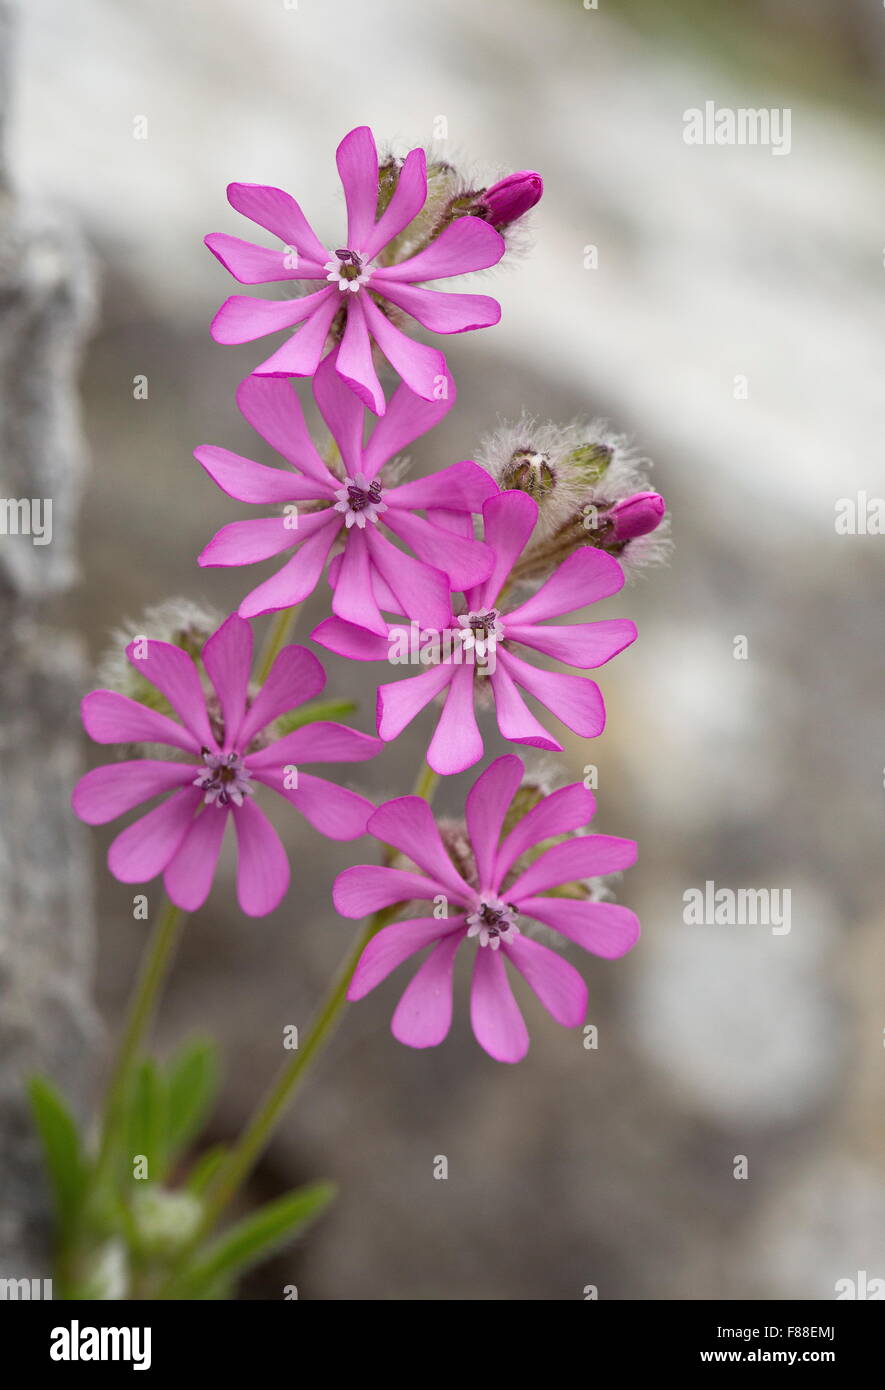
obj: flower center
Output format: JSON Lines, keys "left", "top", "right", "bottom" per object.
{"left": 456, "top": 608, "right": 504, "bottom": 659}
{"left": 324, "top": 248, "right": 374, "bottom": 294}
{"left": 333, "top": 473, "right": 387, "bottom": 530}
{"left": 193, "top": 749, "right": 254, "bottom": 809}
{"left": 466, "top": 898, "right": 520, "bottom": 950}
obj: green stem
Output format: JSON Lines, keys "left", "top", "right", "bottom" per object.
{"left": 255, "top": 605, "right": 301, "bottom": 685}
{"left": 93, "top": 897, "right": 186, "bottom": 1181}
{"left": 190, "top": 902, "right": 398, "bottom": 1248}
{"left": 163, "top": 762, "right": 440, "bottom": 1285}
{"left": 412, "top": 761, "right": 439, "bottom": 803}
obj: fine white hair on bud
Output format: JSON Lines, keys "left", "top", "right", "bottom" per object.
{"left": 96, "top": 597, "right": 224, "bottom": 697}
{"left": 477, "top": 415, "right": 671, "bottom": 584}
{"left": 376, "top": 143, "right": 539, "bottom": 269}
{"left": 96, "top": 597, "right": 225, "bottom": 761}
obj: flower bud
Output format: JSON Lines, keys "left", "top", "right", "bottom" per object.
{"left": 566, "top": 441, "right": 612, "bottom": 485}
{"left": 479, "top": 171, "right": 543, "bottom": 228}
{"left": 501, "top": 447, "right": 556, "bottom": 499}
{"left": 608, "top": 491, "right": 666, "bottom": 541}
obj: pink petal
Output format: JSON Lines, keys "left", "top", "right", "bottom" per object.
{"left": 258, "top": 770, "right": 374, "bottom": 840}
{"left": 375, "top": 217, "right": 505, "bottom": 282}
{"left": 507, "top": 835, "right": 638, "bottom": 900}
{"left": 210, "top": 286, "right": 333, "bottom": 346}
{"left": 504, "top": 934, "right": 588, "bottom": 1028}
{"left": 334, "top": 529, "right": 387, "bottom": 636}
{"left": 392, "top": 931, "right": 463, "bottom": 1049}
{"left": 378, "top": 281, "right": 501, "bottom": 333}
{"left": 313, "top": 349, "right": 367, "bottom": 475}
{"left": 488, "top": 663, "right": 563, "bottom": 752}
{"left": 72, "top": 761, "right": 195, "bottom": 826}
{"left": 464, "top": 754, "right": 523, "bottom": 892}
{"left": 225, "top": 182, "right": 328, "bottom": 265}
{"left": 311, "top": 615, "right": 391, "bottom": 661}
{"left": 335, "top": 297, "right": 385, "bottom": 416}
{"left": 518, "top": 897, "right": 641, "bottom": 960}
{"left": 377, "top": 664, "right": 454, "bottom": 742}
{"left": 235, "top": 374, "right": 333, "bottom": 483}
{"left": 328, "top": 550, "right": 402, "bottom": 615}
{"left": 336, "top": 126, "right": 379, "bottom": 252}
{"left": 496, "top": 648, "right": 606, "bottom": 738}
{"left": 333, "top": 865, "right": 448, "bottom": 917}
{"left": 362, "top": 147, "right": 428, "bottom": 260}
{"left": 367, "top": 797, "right": 472, "bottom": 902}
{"left": 232, "top": 799, "right": 290, "bottom": 916}
{"left": 470, "top": 946, "right": 529, "bottom": 1064}
{"left": 425, "top": 507, "right": 475, "bottom": 539}
{"left": 360, "top": 371, "right": 456, "bottom": 479}
{"left": 249, "top": 722, "right": 380, "bottom": 769}
{"left": 477, "top": 491, "right": 537, "bottom": 608}
{"left": 365, "top": 525, "right": 451, "bottom": 630}
{"left": 495, "top": 783, "right": 595, "bottom": 884}
{"left": 252, "top": 291, "right": 340, "bottom": 378}
{"left": 107, "top": 788, "right": 202, "bottom": 884}
{"left": 81, "top": 691, "right": 200, "bottom": 755}
{"left": 426, "top": 665, "right": 484, "bottom": 776}
{"left": 237, "top": 517, "right": 341, "bottom": 617}
{"left": 347, "top": 916, "right": 463, "bottom": 1000}
{"left": 198, "top": 517, "right": 300, "bottom": 567}
{"left": 163, "top": 807, "right": 229, "bottom": 912}
{"left": 204, "top": 233, "right": 323, "bottom": 285}
{"left": 505, "top": 618, "right": 637, "bottom": 669}
{"left": 383, "top": 509, "right": 492, "bottom": 590}
{"left": 384, "top": 459, "right": 495, "bottom": 513}
{"left": 201, "top": 613, "right": 253, "bottom": 748}
{"left": 506, "top": 548, "right": 627, "bottom": 624}
{"left": 237, "top": 644, "right": 327, "bottom": 748}
{"left": 359, "top": 293, "right": 447, "bottom": 402}
{"left": 125, "top": 639, "right": 215, "bottom": 749}
{"left": 194, "top": 445, "right": 332, "bottom": 504}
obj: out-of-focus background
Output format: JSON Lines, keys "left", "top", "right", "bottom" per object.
{"left": 3, "top": 0, "right": 885, "bottom": 1298}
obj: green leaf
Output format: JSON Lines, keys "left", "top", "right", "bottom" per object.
{"left": 27, "top": 1076, "right": 86, "bottom": 1237}
{"left": 174, "top": 1181, "right": 335, "bottom": 1297}
{"left": 267, "top": 698, "right": 357, "bottom": 740}
{"left": 125, "top": 1060, "right": 167, "bottom": 1183}
{"left": 185, "top": 1144, "right": 228, "bottom": 1195}
{"left": 165, "top": 1038, "right": 219, "bottom": 1160}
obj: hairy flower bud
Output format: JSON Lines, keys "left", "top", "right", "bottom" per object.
{"left": 479, "top": 171, "right": 543, "bottom": 228}
{"left": 608, "top": 491, "right": 666, "bottom": 542}
{"left": 567, "top": 442, "right": 613, "bottom": 485}
{"left": 501, "top": 447, "right": 556, "bottom": 499}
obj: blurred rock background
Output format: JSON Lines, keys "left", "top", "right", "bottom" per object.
{"left": 4, "top": 0, "right": 885, "bottom": 1297}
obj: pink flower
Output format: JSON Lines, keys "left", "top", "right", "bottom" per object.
{"left": 312, "top": 490, "right": 637, "bottom": 775}
{"left": 72, "top": 615, "right": 380, "bottom": 917}
{"left": 196, "top": 356, "right": 497, "bottom": 631}
{"left": 480, "top": 171, "right": 543, "bottom": 228}
{"left": 205, "top": 126, "right": 507, "bottom": 414}
{"left": 334, "top": 755, "right": 639, "bottom": 1062}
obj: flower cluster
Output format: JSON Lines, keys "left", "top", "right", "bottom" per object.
{"left": 74, "top": 125, "right": 666, "bottom": 1062}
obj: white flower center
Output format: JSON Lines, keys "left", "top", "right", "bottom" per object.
{"left": 466, "top": 898, "right": 520, "bottom": 950}
{"left": 194, "top": 750, "right": 254, "bottom": 809}
{"left": 324, "top": 247, "right": 374, "bottom": 294}
{"left": 456, "top": 608, "right": 505, "bottom": 660}
{"left": 333, "top": 473, "right": 387, "bottom": 530}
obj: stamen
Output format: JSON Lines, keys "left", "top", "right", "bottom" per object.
{"left": 324, "top": 247, "right": 374, "bottom": 294}
{"left": 466, "top": 898, "right": 520, "bottom": 950}
{"left": 333, "top": 473, "right": 387, "bottom": 530}
{"left": 193, "top": 749, "right": 255, "bottom": 809}
{"left": 456, "top": 608, "right": 504, "bottom": 660}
